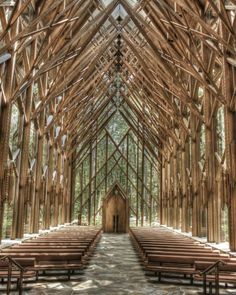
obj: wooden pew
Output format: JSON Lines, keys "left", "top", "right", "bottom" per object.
{"left": 130, "top": 227, "right": 235, "bottom": 287}
{"left": 145, "top": 255, "right": 235, "bottom": 284}
{"left": 0, "top": 226, "right": 102, "bottom": 283}
{"left": 143, "top": 251, "right": 227, "bottom": 260}
{"left": 2, "top": 248, "right": 87, "bottom": 256}
{"left": 0, "top": 253, "right": 83, "bottom": 280}
{"left": 34, "top": 253, "right": 83, "bottom": 280}
{"left": 141, "top": 246, "right": 217, "bottom": 253}
{"left": 136, "top": 242, "right": 209, "bottom": 249}
{"left": 11, "top": 245, "right": 89, "bottom": 250}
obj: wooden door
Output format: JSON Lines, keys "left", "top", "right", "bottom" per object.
{"left": 103, "top": 193, "right": 128, "bottom": 233}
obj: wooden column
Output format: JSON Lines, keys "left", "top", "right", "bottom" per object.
{"left": 88, "top": 141, "right": 92, "bottom": 225}
{"left": 181, "top": 138, "right": 189, "bottom": 232}
{"left": 67, "top": 154, "right": 74, "bottom": 224}
{"left": 61, "top": 155, "right": 67, "bottom": 224}
{"left": 157, "top": 155, "right": 164, "bottom": 224}
{"left": 205, "top": 103, "right": 219, "bottom": 242}
{"left": 0, "top": 84, "right": 13, "bottom": 240}
{"left": 44, "top": 133, "right": 54, "bottom": 229}
{"left": 161, "top": 158, "right": 168, "bottom": 225}
{"left": 105, "top": 133, "right": 108, "bottom": 194}
{"left": 149, "top": 163, "right": 153, "bottom": 226}
{"left": 126, "top": 134, "right": 129, "bottom": 194}
{"left": 29, "top": 112, "right": 44, "bottom": 233}
{"left": 69, "top": 152, "right": 76, "bottom": 223}
{"left": 191, "top": 117, "right": 201, "bottom": 237}
{"left": 62, "top": 154, "right": 70, "bottom": 224}
{"left": 166, "top": 155, "right": 172, "bottom": 227}
{"left": 136, "top": 135, "right": 139, "bottom": 226}
{"left": 140, "top": 133, "right": 145, "bottom": 226}
{"left": 78, "top": 162, "right": 83, "bottom": 225}
{"left": 222, "top": 51, "right": 236, "bottom": 250}
{"left": 93, "top": 135, "right": 98, "bottom": 225}
{"left": 172, "top": 146, "right": 178, "bottom": 229}
{"left": 202, "top": 51, "right": 219, "bottom": 243}
{"left": 224, "top": 101, "right": 236, "bottom": 250}
{"left": 170, "top": 152, "right": 175, "bottom": 228}
{"left": 53, "top": 149, "right": 61, "bottom": 226}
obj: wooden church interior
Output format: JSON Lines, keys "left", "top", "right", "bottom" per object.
{"left": 1, "top": 0, "right": 236, "bottom": 294}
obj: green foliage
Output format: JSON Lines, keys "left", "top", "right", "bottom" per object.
{"left": 73, "top": 110, "right": 160, "bottom": 225}
{"left": 107, "top": 112, "right": 129, "bottom": 144}
{"left": 29, "top": 122, "right": 36, "bottom": 161}
{"left": 200, "top": 124, "right": 205, "bottom": 163}
{"left": 2, "top": 202, "right": 13, "bottom": 238}
{"left": 216, "top": 106, "right": 225, "bottom": 157}
{"left": 9, "top": 104, "right": 19, "bottom": 153}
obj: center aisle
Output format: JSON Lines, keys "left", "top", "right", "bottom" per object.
{"left": 73, "top": 233, "right": 189, "bottom": 295}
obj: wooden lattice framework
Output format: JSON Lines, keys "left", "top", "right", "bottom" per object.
{"left": 0, "top": 0, "right": 236, "bottom": 250}
{"left": 74, "top": 125, "right": 159, "bottom": 227}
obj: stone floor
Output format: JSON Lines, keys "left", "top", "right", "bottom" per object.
{"left": 4, "top": 233, "right": 236, "bottom": 294}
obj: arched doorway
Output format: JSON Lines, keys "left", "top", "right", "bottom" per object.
{"left": 102, "top": 183, "right": 129, "bottom": 233}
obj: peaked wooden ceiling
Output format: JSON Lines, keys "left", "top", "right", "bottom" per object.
{"left": 0, "top": 0, "right": 235, "bottom": 160}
